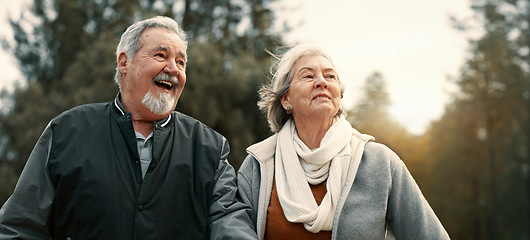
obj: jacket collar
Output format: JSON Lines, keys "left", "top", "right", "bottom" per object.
{"left": 113, "top": 93, "right": 127, "bottom": 116}
{"left": 113, "top": 92, "right": 173, "bottom": 128}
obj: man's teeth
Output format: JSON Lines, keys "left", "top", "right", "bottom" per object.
{"left": 161, "top": 80, "right": 173, "bottom": 87}
{"left": 156, "top": 80, "right": 174, "bottom": 89}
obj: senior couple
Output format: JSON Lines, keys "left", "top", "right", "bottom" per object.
{"left": 0, "top": 16, "right": 450, "bottom": 239}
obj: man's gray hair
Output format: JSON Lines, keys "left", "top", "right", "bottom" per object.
{"left": 114, "top": 16, "right": 188, "bottom": 87}
{"left": 258, "top": 43, "right": 345, "bottom": 133}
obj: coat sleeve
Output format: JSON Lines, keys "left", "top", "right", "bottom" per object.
{"left": 235, "top": 154, "right": 260, "bottom": 228}
{"left": 207, "top": 138, "right": 258, "bottom": 240}
{"left": 0, "top": 125, "right": 55, "bottom": 239}
{"left": 386, "top": 154, "right": 450, "bottom": 239}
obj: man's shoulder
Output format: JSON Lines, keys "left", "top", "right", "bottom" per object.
{"left": 172, "top": 111, "right": 225, "bottom": 140}
{"left": 52, "top": 102, "right": 111, "bottom": 123}
{"left": 171, "top": 112, "right": 229, "bottom": 161}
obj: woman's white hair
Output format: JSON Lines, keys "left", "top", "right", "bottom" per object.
{"left": 114, "top": 16, "right": 187, "bottom": 87}
{"left": 258, "top": 43, "right": 346, "bottom": 133}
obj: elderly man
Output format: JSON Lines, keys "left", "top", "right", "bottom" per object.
{"left": 0, "top": 16, "right": 257, "bottom": 239}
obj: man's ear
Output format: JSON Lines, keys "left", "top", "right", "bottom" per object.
{"left": 117, "top": 52, "right": 128, "bottom": 75}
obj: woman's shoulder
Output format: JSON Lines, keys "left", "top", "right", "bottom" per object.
{"left": 245, "top": 134, "right": 277, "bottom": 163}
{"left": 362, "top": 141, "right": 403, "bottom": 169}
{"left": 364, "top": 141, "right": 398, "bottom": 156}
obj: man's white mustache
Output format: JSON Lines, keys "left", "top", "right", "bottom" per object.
{"left": 153, "top": 73, "right": 179, "bottom": 87}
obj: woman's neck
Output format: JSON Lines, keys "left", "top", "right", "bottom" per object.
{"left": 292, "top": 116, "right": 333, "bottom": 149}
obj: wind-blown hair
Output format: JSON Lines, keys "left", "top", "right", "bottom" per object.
{"left": 258, "top": 43, "right": 346, "bottom": 133}
{"left": 114, "top": 16, "right": 188, "bottom": 87}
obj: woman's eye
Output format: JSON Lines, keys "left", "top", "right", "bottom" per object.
{"left": 303, "top": 75, "right": 313, "bottom": 79}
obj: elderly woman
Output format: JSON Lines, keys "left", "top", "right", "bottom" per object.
{"left": 237, "top": 43, "right": 450, "bottom": 239}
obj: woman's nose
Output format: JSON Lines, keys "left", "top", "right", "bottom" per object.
{"left": 314, "top": 75, "right": 328, "bottom": 89}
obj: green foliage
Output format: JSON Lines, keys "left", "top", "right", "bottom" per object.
{"left": 427, "top": 101, "right": 491, "bottom": 239}
{"left": 178, "top": 39, "right": 272, "bottom": 167}
{"left": 426, "top": 0, "right": 530, "bottom": 238}
{"left": 0, "top": 0, "right": 284, "bottom": 205}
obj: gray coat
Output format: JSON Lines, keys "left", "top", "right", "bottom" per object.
{"left": 237, "top": 130, "right": 450, "bottom": 240}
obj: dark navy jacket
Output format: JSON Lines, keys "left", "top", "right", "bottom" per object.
{"left": 0, "top": 95, "right": 257, "bottom": 240}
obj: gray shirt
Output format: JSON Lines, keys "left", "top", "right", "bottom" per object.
{"left": 135, "top": 131, "right": 153, "bottom": 178}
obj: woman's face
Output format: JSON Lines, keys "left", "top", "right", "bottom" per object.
{"left": 281, "top": 55, "right": 342, "bottom": 121}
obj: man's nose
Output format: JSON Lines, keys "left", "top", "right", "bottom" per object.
{"left": 163, "top": 61, "right": 180, "bottom": 76}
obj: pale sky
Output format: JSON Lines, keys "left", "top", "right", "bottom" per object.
{"left": 274, "top": 0, "right": 474, "bottom": 134}
{"left": 0, "top": 0, "right": 474, "bottom": 134}
{"left": 0, "top": 0, "right": 26, "bottom": 91}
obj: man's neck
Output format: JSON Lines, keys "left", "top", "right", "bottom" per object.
{"left": 133, "top": 120, "right": 154, "bottom": 138}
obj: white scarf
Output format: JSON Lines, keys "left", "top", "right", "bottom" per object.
{"left": 274, "top": 115, "right": 354, "bottom": 233}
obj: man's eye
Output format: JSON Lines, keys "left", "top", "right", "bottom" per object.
{"left": 303, "top": 75, "right": 313, "bottom": 79}
{"left": 155, "top": 53, "right": 165, "bottom": 58}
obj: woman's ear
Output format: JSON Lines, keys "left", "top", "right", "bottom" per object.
{"left": 117, "top": 52, "right": 128, "bottom": 75}
{"left": 280, "top": 94, "right": 290, "bottom": 110}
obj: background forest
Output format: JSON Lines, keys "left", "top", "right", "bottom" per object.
{"left": 0, "top": 0, "right": 529, "bottom": 239}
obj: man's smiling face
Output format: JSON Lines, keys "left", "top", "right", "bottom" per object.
{"left": 118, "top": 27, "right": 187, "bottom": 121}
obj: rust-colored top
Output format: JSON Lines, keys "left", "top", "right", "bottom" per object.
{"left": 264, "top": 180, "right": 332, "bottom": 240}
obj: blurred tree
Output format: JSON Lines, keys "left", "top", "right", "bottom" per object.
{"left": 427, "top": 0, "right": 530, "bottom": 238}
{"left": 427, "top": 100, "right": 492, "bottom": 239}
{"left": 347, "top": 72, "right": 430, "bottom": 187}
{"left": 0, "top": 0, "right": 136, "bottom": 201}
{"left": 348, "top": 71, "right": 391, "bottom": 129}
{"left": 0, "top": 0, "right": 285, "bottom": 205}
{"left": 175, "top": 0, "right": 282, "bottom": 169}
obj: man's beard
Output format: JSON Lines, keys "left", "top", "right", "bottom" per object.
{"left": 142, "top": 90, "right": 176, "bottom": 115}
{"left": 141, "top": 73, "right": 179, "bottom": 115}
